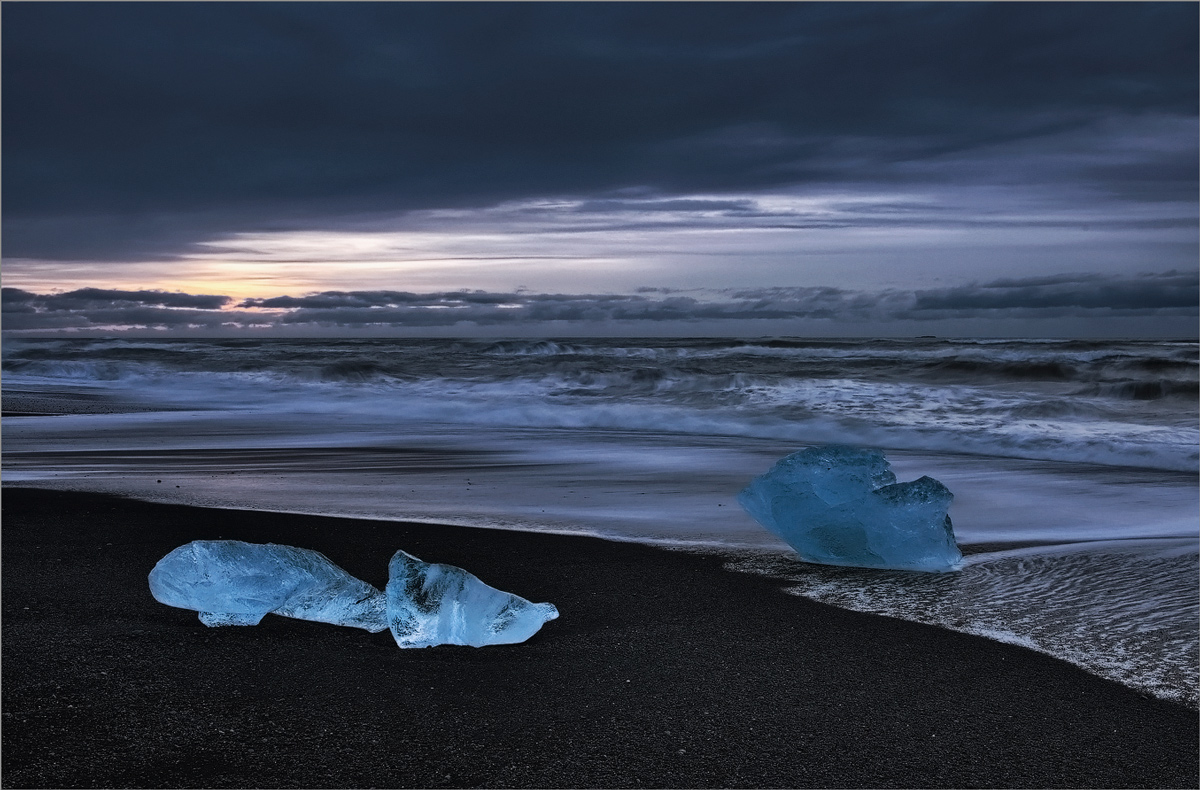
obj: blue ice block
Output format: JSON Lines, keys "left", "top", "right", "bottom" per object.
{"left": 149, "top": 540, "right": 388, "bottom": 630}
{"left": 738, "top": 445, "right": 962, "bottom": 572}
{"left": 386, "top": 550, "right": 559, "bottom": 648}
{"left": 150, "top": 540, "right": 560, "bottom": 648}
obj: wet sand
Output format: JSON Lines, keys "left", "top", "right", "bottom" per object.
{"left": 2, "top": 386, "right": 161, "bottom": 417}
{"left": 2, "top": 487, "right": 1196, "bottom": 788}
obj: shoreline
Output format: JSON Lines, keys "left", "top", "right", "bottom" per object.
{"left": 3, "top": 487, "right": 1197, "bottom": 788}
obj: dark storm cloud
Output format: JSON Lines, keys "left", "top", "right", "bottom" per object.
{"left": 911, "top": 271, "right": 1199, "bottom": 313}
{"left": 244, "top": 292, "right": 836, "bottom": 326}
{"left": 0, "top": 307, "right": 246, "bottom": 332}
{"left": 4, "top": 2, "right": 1196, "bottom": 260}
{"left": 8, "top": 271, "right": 1195, "bottom": 334}
{"left": 1, "top": 287, "right": 238, "bottom": 331}
{"left": 729, "top": 271, "right": 1200, "bottom": 320}
{"left": 1, "top": 287, "right": 231, "bottom": 311}
{"left": 0, "top": 288, "right": 254, "bottom": 331}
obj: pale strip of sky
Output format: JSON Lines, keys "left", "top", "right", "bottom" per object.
{"left": 5, "top": 179, "right": 1195, "bottom": 301}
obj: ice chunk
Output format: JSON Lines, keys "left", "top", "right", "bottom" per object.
{"left": 149, "top": 541, "right": 560, "bottom": 648}
{"left": 385, "top": 550, "right": 559, "bottom": 648}
{"left": 738, "top": 445, "right": 962, "bottom": 572}
{"left": 149, "top": 540, "right": 387, "bottom": 631}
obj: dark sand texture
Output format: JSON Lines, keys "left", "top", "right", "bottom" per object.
{"left": 2, "top": 387, "right": 158, "bottom": 417}
{"left": 2, "top": 487, "right": 1196, "bottom": 789}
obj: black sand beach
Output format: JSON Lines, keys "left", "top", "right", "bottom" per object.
{"left": 2, "top": 487, "right": 1196, "bottom": 789}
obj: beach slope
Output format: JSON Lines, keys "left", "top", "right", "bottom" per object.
{"left": 2, "top": 488, "right": 1196, "bottom": 788}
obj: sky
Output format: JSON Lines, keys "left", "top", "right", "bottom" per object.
{"left": 3, "top": 2, "right": 1197, "bottom": 338}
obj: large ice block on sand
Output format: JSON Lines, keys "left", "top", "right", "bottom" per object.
{"left": 149, "top": 540, "right": 388, "bottom": 630}
{"left": 386, "top": 550, "right": 559, "bottom": 648}
{"left": 738, "top": 445, "right": 962, "bottom": 572}
{"left": 150, "top": 541, "right": 560, "bottom": 648}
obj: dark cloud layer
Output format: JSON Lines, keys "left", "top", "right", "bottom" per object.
{"left": 912, "top": 271, "right": 1199, "bottom": 313}
{"left": 2, "top": 288, "right": 231, "bottom": 311}
{"left": 2, "top": 288, "right": 244, "bottom": 331}
{"left": 4, "top": 3, "right": 1196, "bottom": 261}
{"left": 6, "top": 271, "right": 1194, "bottom": 334}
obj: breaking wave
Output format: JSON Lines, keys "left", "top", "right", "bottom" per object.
{"left": 724, "top": 539, "right": 1199, "bottom": 708}
{"left": 4, "top": 337, "right": 1197, "bottom": 471}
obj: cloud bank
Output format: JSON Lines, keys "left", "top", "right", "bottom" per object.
{"left": 4, "top": 3, "right": 1196, "bottom": 263}
{"left": 4, "top": 271, "right": 1194, "bottom": 338}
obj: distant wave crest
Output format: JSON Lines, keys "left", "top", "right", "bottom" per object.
{"left": 4, "top": 337, "right": 1196, "bottom": 471}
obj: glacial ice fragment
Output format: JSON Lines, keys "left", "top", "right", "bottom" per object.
{"left": 385, "top": 550, "right": 559, "bottom": 648}
{"left": 149, "top": 540, "right": 388, "bottom": 631}
{"left": 737, "top": 445, "right": 962, "bottom": 572}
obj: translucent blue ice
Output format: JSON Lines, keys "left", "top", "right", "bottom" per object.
{"left": 149, "top": 540, "right": 388, "bottom": 631}
{"left": 738, "top": 445, "right": 962, "bottom": 572}
{"left": 386, "top": 550, "right": 559, "bottom": 648}
{"left": 149, "top": 540, "right": 559, "bottom": 647}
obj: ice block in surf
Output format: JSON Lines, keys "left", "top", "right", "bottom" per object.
{"left": 386, "top": 550, "right": 559, "bottom": 648}
{"left": 149, "top": 540, "right": 388, "bottom": 630}
{"left": 738, "top": 445, "right": 962, "bottom": 572}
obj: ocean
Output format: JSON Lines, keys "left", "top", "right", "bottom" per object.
{"left": 3, "top": 336, "right": 1197, "bottom": 706}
